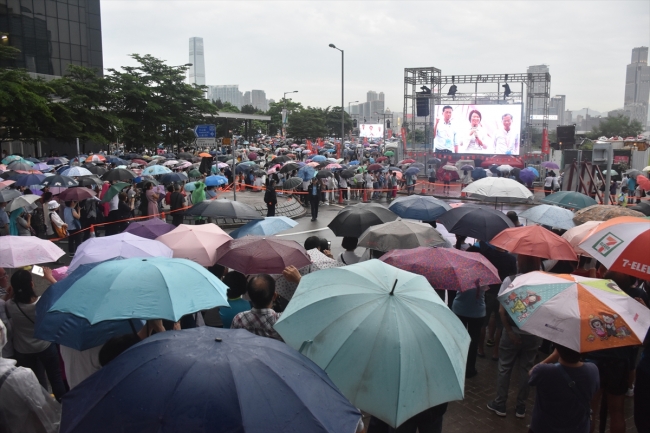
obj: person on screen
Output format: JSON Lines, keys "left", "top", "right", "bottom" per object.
{"left": 494, "top": 113, "right": 519, "bottom": 155}
{"left": 461, "top": 110, "right": 491, "bottom": 152}
{"left": 434, "top": 106, "right": 456, "bottom": 153}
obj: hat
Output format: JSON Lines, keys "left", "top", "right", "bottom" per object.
{"left": 48, "top": 200, "right": 60, "bottom": 210}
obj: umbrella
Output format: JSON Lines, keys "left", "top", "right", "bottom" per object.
{"left": 437, "top": 205, "right": 514, "bottom": 241}
{"left": 376, "top": 156, "right": 388, "bottom": 162}
{"left": 358, "top": 219, "right": 448, "bottom": 251}
{"left": 573, "top": 204, "right": 644, "bottom": 225}
{"left": 280, "top": 162, "right": 301, "bottom": 173}
{"left": 442, "top": 164, "right": 459, "bottom": 172}
{"left": 1, "top": 155, "right": 22, "bottom": 165}
{"left": 61, "top": 167, "right": 93, "bottom": 177}
{"left": 13, "top": 173, "right": 46, "bottom": 187}
{"left": 404, "top": 167, "right": 420, "bottom": 176}
{"left": 34, "top": 261, "right": 144, "bottom": 351}
{"left": 518, "top": 168, "right": 537, "bottom": 184}
{"left": 519, "top": 204, "right": 576, "bottom": 230}
{"left": 101, "top": 168, "right": 136, "bottom": 182}
{"left": 60, "top": 327, "right": 361, "bottom": 433}
{"left": 185, "top": 199, "right": 262, "bottom": 220}
{"left": 205, "top": 175, "right": 228, "bottom": 187}
{"left": 398, "top": 159, "right": 415, "bottom": 165}
{"left": 48, "top": 257, "right": 228, "bottom": 324}
{"left": 348, "top": 160, "right": 359, "bottom": 165}
{"left": 497, "top": 164, "right": 513, "bottom": 172}
{"left": 85, "top": 155, "right": 106, "bottom": 163}
{"left": 46, "top": 157, "right": 68, "bottom": 166}
{"left": 142, "top": 165, "right": 172, "bottom": 176}
{"left": 541, "top": 191, "right": 598, "bottom": 210}
{"left": 160, "top": 172, "right": 188, "bottom": 185}
{"left": 297, "top": 165, "right": 316, "bottom": 181}
{"left": 57, "top": 188, "right": 96, "bottom": 202}
{"left": 629, "top": 201, "right": 650, "bottom": 216}
{"left": 100, "top": 182, "right": 130, "bottom": 203}
{"left": 274, "top": 260, "right": 470, "bottom": 428}
{"left": 0, "top": 189, "right": 22, "bottom": 202}
{"left": 281, "top": 177, "right": 303, "bottom": 190}
{"left": 490, "top": 225, "right": 577, "bottom": 261}
{"left": 123, "top": 218, "right": 176, "bottom": 240}
{"left": 602, "top": 169, "right": 618, "bottom": 176}
{"left": 577, "top": 216, "right": 650, "bottom": 280}
{"left": 367, "top": 163, "right": 383, "bottom": 171}
{"left": 84, "top": 165, "right": 107, "bottom": 176}
{"left": 380, "top": 247, "right": 501, "bottom": 291}
{"left": 561, "top": 221, "right": 603, "bottom": 256}
{"left": 229, "top": 216, "right": 298, "bottom": 239}
{"left": 383, "top": 150, "right": 394, "bottom": 157}
{"left": 198, "top": 152, "right": 212, "bottom": 158}
{"left": 462, "top": 177, "right": 533, "bottom": 204}
{"left": 76, "top": 176, "right": 103, "bottom": 187}
{"left": 315, "top": 169, "right": 333, "bottom": 179}
{"left": 215, "top": 236, "right": 311, "bottom": 274}
{"left": 0, "top": 180, "right": 15, "bottom": 190}
{"left": 471, "top": 168, "right": 487, "bottom": 180}
{"left": 68, "top": 232, "right": 173, "bottom": 273}
{"left": 427, "top": 158, "right": 441, "bottom": 165}
{"left": 156, "top": 224, "right": 232, "bottom": 267}
{"left": 312, "top": 155, "right": 326, "bottom": 162}
{"left": 460, "top": 164, "right": 474, "bottom": 171}
{"left": 637, "top": 175, "right": 650, "bottom": 191}
{"left": 340, "top": 169, "right": 355, "bottom": 179}
{"left": 624, "top": 169, "right": 642, "bottom": 178}
{"left": 188, "top": 169, "right": 202, "bottom": 178}
{"left": 7, "top": 161, "right": 33, "bottom": 171}
{"left": 328, "top": 203, "right": 398, "bottom": 237}
{"left": 0, "top": 236, "right": 66, "bottom": 267}
{"left": 6, "top": 194, "right": 41, "bottom": 212}
{"left": 32, "top": 163, "right": 51, "bottom": 171}
{"left": 41, "top": 175, "right": 78, "bottom": 187}
{"left": 541, "top": 161, "right": 560, "bottom": 169}
{"left": 162, "top": 160, "right": 179, "bottom": 167}
{"left": 497, "top": 272, "right": 650, "bottom": 353}
{"left": 388, "top": 195, "right": 451, "bottom": 221}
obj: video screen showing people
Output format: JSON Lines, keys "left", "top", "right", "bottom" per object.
{"left": 359, "top": 124, "right": 383, "bottom": 139}
{"left": 432, "top": 104, "right": 522, "bottom": 155}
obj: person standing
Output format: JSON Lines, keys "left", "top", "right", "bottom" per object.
{"left": 264, "top": 180, "right": 278, "bottom": 217}
{"left": 169, "top": 184, "right": 186, "bottom": 226}
{"left": 144, "top": 182, "right": 159, "bottom": 219}
{"left": 452, "top": 284, "right": 486, "bottom": 379}
{"left": 63, "top": 201, "right": 82, "bottom": 256}
{"left": 307, "top": 177, "right": 321, "bottom": 222}
{"left": 544, "top": 171, "right": 558, "bottom": 196}
{"left": 433, "top": 105, "right": 456, "bottom": 153}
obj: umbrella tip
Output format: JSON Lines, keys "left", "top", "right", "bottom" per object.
{"left": 214, "top": 338, "right": 222, "bottom": 342}
{"left": 390, "top": 279, "right": 398, "bottom": 296}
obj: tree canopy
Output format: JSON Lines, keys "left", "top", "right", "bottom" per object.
{"left": 590, "top": 115, "right": 644, "bottom": 138}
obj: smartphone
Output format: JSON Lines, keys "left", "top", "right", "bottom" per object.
{"left": 31, "top": 265, "right": 45, "bottom": 277}
{"left": 327, "top": 241, "right": 331, "bottom": 250}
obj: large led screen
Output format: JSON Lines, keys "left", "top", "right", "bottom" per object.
{"left": 358, "top": 124, "right": 383, "bottom": 138}
{"left": 432, "top": 104, "right": 522, "bottom": 155}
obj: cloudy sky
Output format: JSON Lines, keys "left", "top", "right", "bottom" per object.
{"left": 101, "top": 1, "right": 649, "bottom": 113}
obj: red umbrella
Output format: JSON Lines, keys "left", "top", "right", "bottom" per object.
{"left": 248, "top": 152, "right": 258, "bottom": 161}
{"left": 132, "top": 159, "right": 147, "bottom": 166}
{"left": 636, "top": 175, "right": 650, "bottom": 191}
{"left": 367, "top": 163, "right": 383, "bottom": 172}
{"left": 57, "top": 187, "right": 97, "bottom": 201}
{"left": 490, "top": 225, "right": 577, "bottom": 261}
{"left": 398, "top": 159, "right": 415, "bottom": 165}
{"left": 215, "top": 236, "right": 311, "bottom": 274}
{"left": 380, "top": 247, "right": 501, "bottom": 291}
{"left": 376, "top": 156, "right": 388, "bottom": 162}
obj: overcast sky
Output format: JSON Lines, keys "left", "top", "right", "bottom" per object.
{"left": 101, "top": 1, "right": 649, "bottom": 114}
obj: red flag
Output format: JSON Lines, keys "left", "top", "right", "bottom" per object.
{"left": 401, "top": 128, "right": 407, "bottom": 151}
{"left": 542, "top": 129, "right": 550, "bottom": 154}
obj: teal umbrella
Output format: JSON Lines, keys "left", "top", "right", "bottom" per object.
{"left": 274, "top": 260, "right": 470, "bottom": 428}
{"left": 47, "top": 257, "right": 229, "bottom": 324}
{"left": 541, "top": 191, "right": 598, "bottom": 210}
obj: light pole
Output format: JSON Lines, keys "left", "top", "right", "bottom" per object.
{"left": 282, "top": 90, "right": 298, "bottom": 137}
{"left": 329, "top": 44, "right": 344, "bottom": 145}
{"left": 348, "top": 100, "right": 358, "bottom": 141}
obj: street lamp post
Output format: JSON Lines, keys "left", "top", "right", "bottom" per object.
{"left": 282, "top": 90, "right": 298, "bottom": 137}
{"left": 329, "top": 44, "right": 344, "bottom": 146}
{"left": 348, "top": 100, "right": 358, "bottom": 141}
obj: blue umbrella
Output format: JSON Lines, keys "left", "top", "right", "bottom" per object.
{"left": 404, "top": 167, "right": 420, "bottom": 176}
{"left": 13, "top": 173, "right": 46, "bottom": 187}
{"left": 274, "top": 260, "right": 470, "bottom": 428}
{"left": 60, "top": 327, "right": 361, "bottom": 433}
{"left": 230, "top": 216, "right": 298, "bottom": 238}
{"left": 388, "top": 195, "right": 452, "bottom": 221}
{"left": 312, "top": 155, "right": 327, "bottom": 162}
{"left": 34, "top": 261, "right": 144, "bottom": 351}
{"left": 48, "top": 257, "right": 229, "bottom": 324}
{"left": 108, "top": 157, "right": 128, "bottom": 165}
{"left": 142, "top": 165, "right": 171, "bottom": 176}
{"left": 205, "top": 175, "right": 228, "bottom": 187}
{"left": 349, "top": 160, "right": 359, "bottom": 165}
{"left": 519, "top": 168, "right": 536, "bottom": 184}
{"left": 526, "top": 166, "right": 540, "bottom": 177}
{"left": 297, "top": 165, "right": 316, "bottom": 181}
{"left": 56, "top": 165, "right": 70, "bottom": 174}
{"left": 471, "top": 167, "right": 487, "bottom": 180}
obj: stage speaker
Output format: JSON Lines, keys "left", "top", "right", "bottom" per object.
{"left": 416, "top": 96, "right": 430, "bottom": 117}
{"left": 557, "top": 125, "right": 576, "bottom": 144}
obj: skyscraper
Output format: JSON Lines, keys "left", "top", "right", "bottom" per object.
{"left": 379, "top": 92, "right": 385, "bottom": 101}
{"left": 251, "top": 89, "right": 267, "bottom": 111}
{"left": 550, "top": 95, "right": 566, "bottom": 126}
{"left": 188, "top": 37, "right": 205, "bottom": 86}
{"left": 527, "top": 64, "right": 550, "bottom": 117}
{"left": 208, "top": 85, "right": 241, "bottom": 109}
{"left": 242, "top": 91, "right": 251, "bottom": 107}
{"left": 624, "top": 47, "right": 650, "bottom": 126}
{"left": 367, "top": 91, "right": 378, "bottom": 102}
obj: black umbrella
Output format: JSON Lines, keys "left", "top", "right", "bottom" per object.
{"left": 280, "top": 163, "right": 300, "bottom": 174}
{"left": 41, "top": 175, "right": 78, "bottom": 187}
{"left": 217, "top": 155, "right": 232, "bottom": 162}
{"left": 177, "top": 152, "right": 194, "bottom": 160}
{"left": 84, "top": 164, "right": 107, "bottom": 176}
{"left": 327, "top": 203, "right": 398, "bottom": 237}
{"left": 160, "top": 172, "right": 188, "bottom": 185}
{"left": 274, "top": 156, "right": 290, "bottom": 164}
{"left": 630, "top": 202, "right": 650, "bottom": 216}
{"left": 316, "top": 170, "right": 333, "bottom": 179}
{"left": 282, "top": 177, "right": 303, "bottom": 190}
{"left": 185, "top": 199, "right": 263, "bottom": 220}
{"left": 101, "top": 168, "right": 136, "bottom": 182}
{"left": 427, "top": 158, "right": 442, "bottom": 165}
{"left": 437, "top": 205, "right": 514, "bottom": 241}
{"left": 76, "top": 175, "right": 103, "bottom": 187}
{"left": 253, "top": 170, "right": 266, "bottom": 177}
{"left": 340, "top": 169, "right": 355, "bottom": 179}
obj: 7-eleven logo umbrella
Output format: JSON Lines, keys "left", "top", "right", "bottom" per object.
{"left": 498, "top": 272, "right": 650, "bottom": 352}
{"left": 578, "top": 216, "right": 650, "bottom": 279}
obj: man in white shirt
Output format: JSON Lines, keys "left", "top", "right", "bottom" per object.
{"left": 434, "top": 106, "right": 456, "bottom": 153}
{"left": 494, "top": 114, "right": 519, "bottom": 155}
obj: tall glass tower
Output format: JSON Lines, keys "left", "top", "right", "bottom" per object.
{"left": 188, "top": 36, "right": 205, "bottom": 86}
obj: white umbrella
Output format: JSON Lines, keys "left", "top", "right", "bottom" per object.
{"left": 462, "top": 177, "right": 533, "bottom": 205}
{"left": 497, "top": 164, "right": 513, "bottom": 172}
{"left": 0, "top": 236, "right": 66, "bottom": 268}
{"left": 442, "top": 165, "right": 459, "bottom": 172}
{"left": 6, "top": 194, "right": 41, "bottom": 212}
{"left": 642, "top": 166, "right": 650, "bottom": 172}
{"left": 61, "top": 167, "right": 93, "bottom": 177}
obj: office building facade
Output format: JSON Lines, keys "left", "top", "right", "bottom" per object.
{"left": 0, "top": 0, "right": 103, "bottom": 77}
{"left": 188, "top": 37, "right": 205, "bottom": 86}
{"left": 251, "top": 89, "right": 267, "bottom": 111}
{"left": 208, "top": 85, "right": 241, "bottom": 109}
{"left": 242, "top": 91, "right": 251, "bottom": 107}
{"left": 527, "top": 64, "right": 550, "bottom": 117}
{"left": 624, "top": 46, "right": 650, "bottom": 126}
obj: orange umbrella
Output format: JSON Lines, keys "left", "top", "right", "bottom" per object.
{"left": 490, "top": 225, "right": 577, "bottom": 261}
{"left": 637, "top": 175, "right": 650, "bottom": 191}
{"left": 198, "top": 152, "right": 212, "bottom": 158}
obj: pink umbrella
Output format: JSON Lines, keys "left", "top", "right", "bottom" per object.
{"left": 248, "top": 152, "right": 258, "bottom": 160}
{"left": 326, "top": 164, "right": 342, "bottom": 170}
{"left": 175, "top": 161, "right": 192, "bottom": 169}
{"left": 215, "top": 236, "right": 311, "bottom": 274}
{"left": 0, "top": 180, "right": 15, "bottom": 190}
{"left": 217, "top": 162, "right": 229, "bottom": 168}
{"left": 156, "top": 224, "right": 232, "bottom": 267}
{"left": 307, "top": 162, "right": 320, "bottom": 167}
{"left": 0, "top": 236, "right": 66, "bottom": 268}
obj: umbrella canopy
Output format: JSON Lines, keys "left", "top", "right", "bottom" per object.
{"left": 437, "top": 205, "right": 514, "bottom": 241}
{"left": 541, "top": 191, "right": 598, "bottom": 210}
{"left": 577, "top": 216, "right": 650, "bottom": 279}
{"left": 188, "top": 168, "right": 202, "bottom": 178}
{"left": 13, "top": 173, "right": 46, "bottom": 187}
{"left": 490, "top": 225, "right": 577, "bottom": 261}
{"left": 404, "top": 167, "right": 420, "bottom": 176}
{"left": 215, "top": 236, "right": 311, "bottom": 274}
{"left": 49, "top": 257, "right": 228, "bottom": 324}
{"left": 84, "top": 165, "right": 107, "bottom": 176}
{"left": 1, "top": 155, "right": 23, "bottom": 165}
{"left": 61, "top": 167, "right": 93, "bottom": 177}
{"left": 123, "top": 218, "right": 176, "bottom": 240}
{"left": 462, "top": 177, "right": 533, "bottom": 203}
{"left": 34, "top": 260, "right": 144, "bottom": 351}
{"left": 629, "top": 201, "right": 650, "bottom": 216}
{"left": 100, "top": 182, "right": 130, "bottom": 203}
{"left": 367, "top": 163, "right": 383, "bottom": 172}
{"left": 205, "top": 175, "right": 228, "bottom": 187}
{"left": 497, "top": 164, "right": 513, "bottom": 172}
{"left": 315, "top": 169, "right": 333, "bottom": 179}
{"left": 46, "top": 157, "right": 68, "bottom": 166}
{"left": 274, "top": 260, "right": 470, "bottom": 428}
{"left": 358, "top": 219, "right": 448, "bottom": 251}
{"left": 518, "top": 168, "right": 537, "bottom": 184}
{"left": 625, "top": 169, "right": 642, "bottom": 178}
{"left": 519, "top": 204, "right": 576, "bottom": 230}
{"left": 328, "top": 203, "right": 398, "bottom": 238}
{"left": 85, "top": 154, "right": 106, "bottom": 163}
{"left": 156, "top": 224, "right": 232, "bottom": 267}
{"left": 68, "top": 232, "right": 173, "bottom": 273}
{"left": 142, "top": 165, "right": 172, "bottom": 176}
{"left": 6, "top": 194, "right": 41, "bottom": 212}
{"left": 185, "top": 199, "right": 262, "bottom": 220}
{"left": 0, "top": 236, "right": 65, "bottom": 268}
{"left": 281, "top": 177, "right": 303, "bottom": 190}
{"left": 380, "top": 247, "right": 501, "bottom": 291}
{"left": 0, "top": 189, "right": 22, "bottom": 202}
{"left": 229, "top": 216, "right": 298, "bottom": 239}
{"left": 573, "top": 204, "right": 644, "bottom": 225}
{"left": 7, "top": 161, "right": 33, "bottom": 171}
{"left": 160, "top": 172, "right": 188, "bottom": 185}
{"left": 388, "top": 195, "right": 451, "bottom": 221}
{"left": 498, "top": 272, "right": 650, "bottom": 352}
{"left": 311, "top": 155, "right": 326, "bottom": 162}
{"left": 76, "top": 176, "right": 103, "bottom": 187}
{"left": 442, "top": 164, "right": 459, "bottom": 172}
{"left": 101, "top": 168, "right": 136, "bottom": 182}
{"left": 41, "top": 175, "right": 78, "bottom": 187}
{"left": 637, "top": 175, "right": 650, "bottom": 191}
{"left": 280, "top": 162, "right": 301, "bottom": 173}
{"left": 60, "top": 327, "right": 361, "bottom": 433}
{"left": 561, "top": 221, "right": 603, "bottom": 256}
{"left": 541, "top": 161, "right": 560, "bottom": 169}
{"left": 57, "top": 187, "right": 96, "bottom": 202}
{"left": 340, "top": 169, "right": 355, "bottom": 179}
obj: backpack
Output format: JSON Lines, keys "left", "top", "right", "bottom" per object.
{"left": 50, "top": 213, "right": 68, "bottom": 238}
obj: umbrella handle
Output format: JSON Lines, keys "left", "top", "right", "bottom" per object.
{"left": 298, "top": 340, "right": 313, "bottom": 354}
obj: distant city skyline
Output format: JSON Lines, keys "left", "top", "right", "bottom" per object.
{"left": 188, "top": 37, "right": 205, "bottom": 86}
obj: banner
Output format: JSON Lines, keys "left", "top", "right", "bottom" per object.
{"left": 401, "top": 128, "right": 407, "bottom": 152}
{"left": 542, "top": 129, "right": 549, "bottom": 154}
{"left": 387, "top": 129, "right": 393, "bottom": 139}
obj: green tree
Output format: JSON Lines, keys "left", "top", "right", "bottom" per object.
{"left": 286, "top": 106, "right": 328, "bottom": 139}
{"left": 590, "top": 115, "right": 644, "bottom": 139}
{"left": 0, "top": 32, "right": 20, "bottom": 60}
{"left": 407, "top": 129, "right": 425, "bottom": 143}
{"left": 241, "top": 104, "right": 261, "bottom": 114}
{"left": 266, "top": 99, "right": 303, "bottom": 136}
{"left": 325, "top": 106, "right": 352, "bottom": 138}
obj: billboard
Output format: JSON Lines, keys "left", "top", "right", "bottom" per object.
{"left": 359, "top": 123, "right": 383, "bottom": 138}
{"left": 433, "top": 104, "right": 522, "bottom": 155}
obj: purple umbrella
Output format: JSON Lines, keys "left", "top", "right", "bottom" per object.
{"left": 541, "top": 161, "right": 559, "bottom": 169}
{"left": 519, "top": 168, "right": 536, "bottom": 185}
{"left": 215, "top": 236, "right": 311, "bottom": 274}
{"left": 124, "top": 218, "right": 176, "bottom": 240}
{"left": 248, "top": 152, "right": 258, "bottom": 161}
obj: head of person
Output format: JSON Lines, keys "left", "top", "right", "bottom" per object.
{"left": 11, "top": 269, "right": 36, "bottom": 304}
{"left": 247, "top": 274, "right": 276, "bottom": 309}
{"left": 145, "top": 182, "right": 153, "bottom": 191}
{"left": 517, "top": 254, "right": 541, "bottom": 274}
{"left": 118, "top": 192, "right": 127, "bottom": 203}
{"left": 555, "top": 343, "right": 581, "bottom": 364}
{"left": 65, "top": 200, "right": 76, "bottom": 208}
{"left": 269, "top": 180, "right": 276, "bottom": 188}
{"left": 468, "top": 110, "right": 482, "bottom": 126}
{"left": 207, "top": 264, "right": 226, "bottom": 280}
{"left": 319, "top": 237, "right": 330, "bottom": 252}
{"left": 304, "top": 236, "right": 321, "bottom": 251}
{"left": 173, "top": 183, "right": 181, "bottom": 192}
{"left": 311, "top": 177, "right": 318, "bottom": 184}
{"left": 342, "top": 236, "right": 358, "bottom": 252}
{"left": 442, "top": 106, "right": 453, "bottom": 122}
{"left": 223, "top": 271, "right": 247, "bottom": 299}
{"left": 47, "top": 200, "right": 60, "bottom": 212}
{"left": 502, "top": 114, "right": 513, "bottom": 131}
{"left": 506, "top": 211, "right": 521, "bottom": 227}
{"left": 167, "top": 184, "right": 174, "bottom": 193}
{"left": 41, "top": 191, "right": 53, "bottom": 204}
